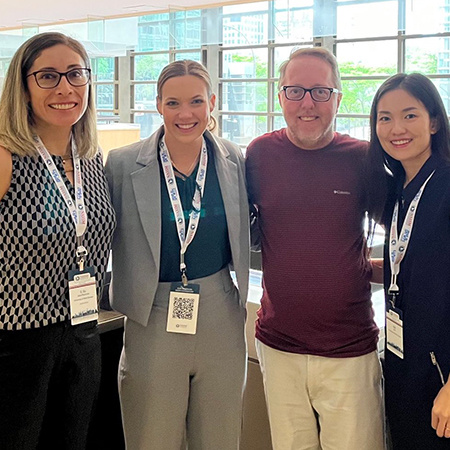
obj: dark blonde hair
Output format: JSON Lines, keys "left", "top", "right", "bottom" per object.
{"left": 157, "top": 60, "right": 217, "bottom": 133}
{"left": 0, "top": 32, "right": 97, "bottom": 158}
{"left": 278, "top": 47, "right": 342, "bottom": 92}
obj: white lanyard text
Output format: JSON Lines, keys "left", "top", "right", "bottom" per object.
{"left": 159, "top": 137, "right": 208, "bottom": 285}
{"left": 35, "top": 136, "right": 88, "bottom": 270}
{"left": 389, "top": 171, "right": 434, "bottom": 294}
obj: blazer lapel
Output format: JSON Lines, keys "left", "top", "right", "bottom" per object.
{"left": 131, "top": 129, "right": 163, "bottom": 271}
{"left": 208, "top": 133, "right": 242, "bottom": 272}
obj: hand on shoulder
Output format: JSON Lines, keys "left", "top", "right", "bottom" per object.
{"left": 0, "top": 145, "right": 12, "bottom": 200}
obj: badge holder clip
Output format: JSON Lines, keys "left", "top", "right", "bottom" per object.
{"left": 69, "top": 243, "right": 98, "bottom": 325}
{"left": 76, "top": 244, "right": 88, "bottom": 272}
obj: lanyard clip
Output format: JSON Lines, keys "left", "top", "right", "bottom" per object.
{"left": 388, "top": 291, "right": 398, "bottom": 309}
{"left": 76, "top": 245, "right": 88, "bottom": 272}
{"left": 181, "top": 269, "right": 188, "bottom": 287}
{"left": 180, "top": 253, "right": 188, "bottom": 286}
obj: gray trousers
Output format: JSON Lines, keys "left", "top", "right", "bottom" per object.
{"left": 118, "top": 268, "right": 247, "bottom": 450}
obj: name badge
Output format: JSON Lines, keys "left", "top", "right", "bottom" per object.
{"left": 69, "top": 267, "right": 98, "bottom": 325}
{"left": 386, "top": 308, "right": 404, "bottom": 359}
{"left": 166, "top": 283, "right": 200, "bottom": 335}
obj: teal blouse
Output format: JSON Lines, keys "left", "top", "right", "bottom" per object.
{"left": 158, "top": 143, "right": 232, "bottom": 282}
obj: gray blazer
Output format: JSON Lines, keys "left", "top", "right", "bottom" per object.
{"left": 105, "top": 127, "right": 250, "bottom": 326}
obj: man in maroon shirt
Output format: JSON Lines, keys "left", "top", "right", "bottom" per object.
{"left": 246, "top": 47, "right": 384, "bottom": 450}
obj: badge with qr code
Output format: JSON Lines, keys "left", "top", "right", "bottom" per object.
{"left": 167, "top": 283, "right": 200, "bottom": 334}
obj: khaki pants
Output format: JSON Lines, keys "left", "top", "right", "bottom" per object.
{"left": 256, "top": 340, "right": 385, "bottom": 450}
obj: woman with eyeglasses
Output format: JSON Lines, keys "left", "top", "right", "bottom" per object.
{"left": 105, "top": 60, "right": 250, "bottom": 449}
{"left": 0, "top": 32, "right": 115, "bottom": 449}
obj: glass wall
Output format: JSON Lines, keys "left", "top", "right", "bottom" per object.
{"left": 0, "top": 0, "right": 450, "bottom": 140}
{"left": 335, "top": 0, "right": 450, "bottom": 138}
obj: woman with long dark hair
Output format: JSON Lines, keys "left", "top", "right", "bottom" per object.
{"left": 368, "top": 72, "right": 450, "bottom": 449}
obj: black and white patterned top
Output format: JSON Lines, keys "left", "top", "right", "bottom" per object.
{"left": 0, "top": 151, "right": 116, "bottom": 330}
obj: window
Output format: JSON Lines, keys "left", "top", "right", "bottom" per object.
{"left": 91, "top": 57, "right": 117, "bottom": 122}
{"left": 1, "top": 0, "right": 450, "bottom": 142}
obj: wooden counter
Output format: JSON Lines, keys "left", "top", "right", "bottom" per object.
{"left": 97, "top": 123, "right": 141, "bottom": 160}
{"left": 98, "top": 309, "right": 124, "bottom": 334}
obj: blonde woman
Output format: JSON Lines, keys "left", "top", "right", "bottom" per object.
{"left": 106, "top": 60, "right": 250, "bottom": 449}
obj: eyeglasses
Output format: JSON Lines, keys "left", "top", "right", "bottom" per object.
{"left": 26, "top": 68, "right": 91, "bottom": 89}
{"left": 281, "top": 86, "right": 340, "bottom": 102}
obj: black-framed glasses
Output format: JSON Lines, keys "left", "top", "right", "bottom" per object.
{"left": 281, "top": 86, "right": 340, "bottom": 102}
{"left": 27, "top": 68, "right": 91, "bottom": 89}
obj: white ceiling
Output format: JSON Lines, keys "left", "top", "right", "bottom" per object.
{"left": 0, "top": 0, "right": 240, "bottom": 30}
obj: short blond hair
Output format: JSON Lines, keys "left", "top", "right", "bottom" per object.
{"left": 278, "top": 47, "right": 342, "bottom": 92}
{"left": 157, "top": 60, "right": 217, "bottom": 133}
{"left": 0, "top": 32, "right": 97, "bottom": 158}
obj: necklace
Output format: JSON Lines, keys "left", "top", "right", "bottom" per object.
{"left": 172, "top": 153, "right": 200, "bottom": 179}
{"left": 61, "top": 153, "right": 74, "bottom": 173}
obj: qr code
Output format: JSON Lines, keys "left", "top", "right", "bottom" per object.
{"left": 172, "top": 296, "right": 194, "bottom": 320}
